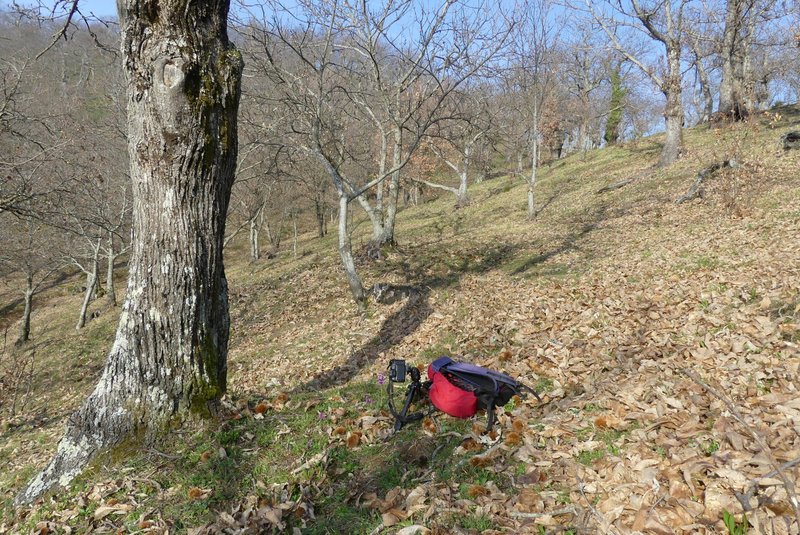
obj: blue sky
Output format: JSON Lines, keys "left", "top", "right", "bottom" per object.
{"left": 75, "top": 0, "right": 116, "bottom": 18}
{"left": 0, "top": 1, "right": 118, "bottom": 18}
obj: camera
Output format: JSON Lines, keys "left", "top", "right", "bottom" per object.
{"left": 388, "top": 359, "right": 407, "bottom": 382}
{"left": 386, "top": 359, "right": 427, "bottom": 432}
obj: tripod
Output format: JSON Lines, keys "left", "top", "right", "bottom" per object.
{"left": 387, "top": 366, "right": 429, "bottom": 431}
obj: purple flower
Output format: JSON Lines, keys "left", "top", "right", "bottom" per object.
{"left": 318, "top": 411, "right": 327, "bottom": 420}
{"left": 377, "top": 373, "right": 386, "bottom": 386}
{"left": 364, "top": 395, "right": 374, "bottom": 405}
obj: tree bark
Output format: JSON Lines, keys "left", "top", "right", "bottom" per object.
{"left": 527, "top": 158, "right": 537, "bottom": 220}
{"left": 719, "top": 0, "right": 752, "bottom": 120}
{"left": 527, "top": 111, "right": 539, "bottom": 219}
{"left": 380, "top": 128, "right": 403, "bottom": 246}
{"left": 17, "top": 0, "right": 243, "bottom": 505}
{"left": 604, "top": 64, "right": 625, "bottom": 145}
{"left": 337, "top": 194, "right": 366, "bottom": 306}
{"left": 249, "top": 218, "right": 260, "bottom": 260}
{"left": 315, "top": 197, "right": 326, "bottom": 238}
{"left": 76, "top": 248, "right": 99, "bottom": 330}
{"left": 292, "top": 211, "right": 297, "bottom": 258}
{"left": 659, "top": 47, "right": 684, "bottom": 167}
{"left": 697, "top": 64, "right": 713, "bottom": 124}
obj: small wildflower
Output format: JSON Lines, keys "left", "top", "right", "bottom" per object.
{"left": 364, "top": 395, "right": 374, "bottom": 404}
{"left": 377, "top": 373, "right": 386, "bottom": 386}
{"left": 318, "top": 411, "right": 327, "bottom": 420}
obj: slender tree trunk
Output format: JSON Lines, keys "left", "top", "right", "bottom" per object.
{"left": 106, "top": 232, "right": 117, "bottom": 306}
{"left": 76, "top": 271, "right": 96, "bottom": 330}
{"left": 742, "top": 13, "right": 756, "bottom": 111}
{"left": 77, "top": 243, "right": 101, "bottom": 330}
{"left": 17, "top": 0, "right": 243, "bottom": 505}
{"left": 337, "top": 194, "right": 365, "bottom": 305}
{"left": 315, "top": 198, "right": 325, "bottom": 238}
{"left": 17, "top": 274, "right": 33, "bottom": 345}
{"left": 527, "top": 107, "right": 539, "bottom": 220}
{"left": 456, "top": 142, "right": 471, "bottom": 208}
{"left": 382, "top": 168, "right": 400, "bottom": 245}
{"left": 249, "top": 218, "right": 259, "bottom": 260}
{"left": 527, "top": 148, "right": 537, "bottom": 220}
{"left": 697, "top": 66, "right": 713, "bottom": 124}
{"left": 292, "top": 211, "right": 297, "bottom": 258}
{"left": 658, "top": 47, "right": 684, "bottom": 167}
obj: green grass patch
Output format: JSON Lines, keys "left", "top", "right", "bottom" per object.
{"left": 576, "top": 448, "right": 606, "bottom": 465}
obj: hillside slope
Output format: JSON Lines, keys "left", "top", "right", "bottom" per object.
{"left": 1, "top": 108, "right": 799, "bottom": 534}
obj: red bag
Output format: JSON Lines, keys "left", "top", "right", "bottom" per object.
{"left": 427, "top": 364, "right": 477, "bottom": 418}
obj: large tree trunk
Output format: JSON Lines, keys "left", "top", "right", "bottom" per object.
{"left": 658, "top": 47, "right": 683, "bottom": 167}
{"left": 17, "top": 0, "right": 243, "bottom": 505}
{"left": 17, "top": 274, "right": 33, "bottom": 345}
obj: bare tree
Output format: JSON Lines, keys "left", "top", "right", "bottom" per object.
{"left": 0, "top": 21, "right": 70, "bottom": 218}
{"left": 0, "top": 212, "right": 64, "bottom": 344}
{"left": 719, "top": 0, "right": 759, "bottom": 119}
{"left": 18, "top": 0, "right": 243, "bottom": 504}
{"left": 585, "top": 0, "right": 690, "bottom": 166}
{"left": 504, "top": 0, "right": 560, "bottom": 219}
{"left": 563, "top": 27, "right": 607, "bottom": 152}
{"left": 240, "top": 0, "right": 511, "bottom": 304}
{"left": 687, "top": 26, "right": 715, "bottom": 124}
{"left": 418, "top": 90, "right": 494, "bottom": 207}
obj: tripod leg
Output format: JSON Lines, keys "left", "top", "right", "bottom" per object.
{"left": 395, "top": 384, "right": 419, "bottom": 431}
{"left": 486, "top": 399, "right": 497, "bottom": 431}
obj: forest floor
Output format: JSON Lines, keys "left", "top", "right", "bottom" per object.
{"left": 1, "top": 107, "right": 799, "bottom": 534}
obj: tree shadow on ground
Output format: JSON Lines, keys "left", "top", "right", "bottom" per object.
{"left": 294, "top": 243, "right": 519, "bottom": 393}
{"left": 510, "top": 205, "right": 614, "bottom": 276}
{"left": 510, "top": 223, "right": 597, "bottom": 276}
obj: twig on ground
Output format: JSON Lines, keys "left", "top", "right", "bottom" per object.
{"left": 682, "top": 368, "right": 800, "bottom": 525}
{"left": 577, "top": 476, "right": 623, "bottom": 535}
{"left": 510, "top": 506, "right": 577, "bottom": 519}
{"left": 455, "top": 440, "right": 503, "bottom": 468}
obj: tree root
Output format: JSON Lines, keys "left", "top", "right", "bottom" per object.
{"left": 675, "top": 160, "right": 740, "bottom": 204}
{"left": 596, "top": 166, "right": 656, "bottom": 194}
